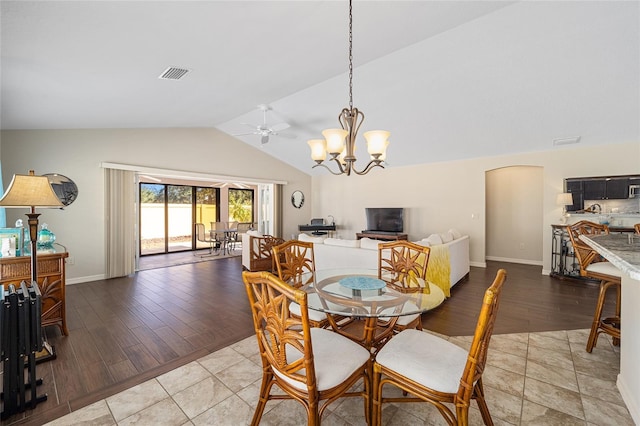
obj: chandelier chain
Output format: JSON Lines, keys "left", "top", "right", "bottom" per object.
{"left": 348, "top": 0, "right": 353, "bottom": 110}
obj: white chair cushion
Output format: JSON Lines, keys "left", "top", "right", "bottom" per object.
{"left": 395, "top": 312, "right": 420, "bottom": 326}
{"left": 289, "top": 299, "right": 327, "bottom": 323}
{"left": 247, "top": 230, "right": 263, "bottom": 237}
{"left": 586, "top": 261, "right": 622, "bottom": 278}
{"left": 375, "top": 329, "right": 467, "bottom": 394}
{"left": 277, "top": 328, "right": 370, "bottom": 392}
{"left": 414, "top": 240, "right": 430, "bottom": 247}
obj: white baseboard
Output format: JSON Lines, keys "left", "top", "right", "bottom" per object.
{"left": 470, "top": 261, "right": 486, "bottom": 268}
{"left": 485, "top": 256, "right": 543, "bottom": 266}
{"left": 66, "top": 274, "right": 105, "bottom": 285}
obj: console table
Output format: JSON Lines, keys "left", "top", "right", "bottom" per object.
{"left": 356, "top": 232, "right": 408, "bottom": 241}
{"left": 0, "top": 252, "right": 69, "bottom": 336}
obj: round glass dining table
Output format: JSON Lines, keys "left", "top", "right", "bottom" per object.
{"left": 300, "top": 268, "right": 445, "bottom": 351}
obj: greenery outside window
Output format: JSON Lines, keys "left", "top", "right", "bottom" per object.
{"left": 228, "top": 188, "right": 254, "bottom": 223}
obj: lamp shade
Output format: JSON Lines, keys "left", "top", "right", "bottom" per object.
{"left": 556, "top": 192, "right": 573, "bottom": 206}
{"left": 0, "top": 171, "right": 64, "bottom": 208}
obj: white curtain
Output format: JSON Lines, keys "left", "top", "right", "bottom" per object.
{"left": 105, "top": 168, "right": 136, "bottom": 278}
{"left": 273, "top": 184, "right": 282, "bottom": 238}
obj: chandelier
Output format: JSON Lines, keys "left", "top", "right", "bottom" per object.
{"left": 308, "top": 0, "right": 390, "bottom": 176}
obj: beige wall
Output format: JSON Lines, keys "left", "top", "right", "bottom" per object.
{"left": 486, "top": 166, "right": 543, "bottom": 265}
{"left": 0, "top": 128, "right": 311, "bottom": 283}
{"left": 309, "top": 141, "right": 640, "bottom": 274}
{"left": 1, "top": 128, "right": 637, "bottom": 282}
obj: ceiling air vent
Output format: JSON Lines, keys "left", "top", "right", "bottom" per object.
{"left": 158, "top": 67, "right": 190, "bottom": 80}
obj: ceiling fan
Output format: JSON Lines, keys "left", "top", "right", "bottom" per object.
{"left": 233, "top": 104, "right": 291, "bottom": 145}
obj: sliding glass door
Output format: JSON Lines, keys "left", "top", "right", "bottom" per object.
{"left": 167, "top": 185, "right": 193, "bottom": 253}
{"left": 195, "top": 187, "right": 219, "bottom": 250}
{"left": 140, "top": 183, "right": 219, "bottom": 256}
{"left": 140, "top": 183, "right": 166, "bottom": 255}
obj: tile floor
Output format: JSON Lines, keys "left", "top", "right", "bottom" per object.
{"left": 44, "top": 329, "right": 634, "bottom": 426}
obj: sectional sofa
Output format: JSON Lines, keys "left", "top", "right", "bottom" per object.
{"left": 241, "top": 229, "right": 470, "bottom": 297}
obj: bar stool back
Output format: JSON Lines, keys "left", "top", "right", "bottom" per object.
{"left": 566, "top": 221, "right": 621, "bottom": 352}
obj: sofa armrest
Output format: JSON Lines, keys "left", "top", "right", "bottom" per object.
{"left": 446, "top": 235, "right": 470, "bottom": 287}
{"left": 242, "top": 234, "right": 284, "bottom": 272}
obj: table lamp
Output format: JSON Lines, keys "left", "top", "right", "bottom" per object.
{"left": 0, "top": 170, "right": 63, "bottom": 285}
{"left": 556, "top": 192, "right": 573, "bottom": 224}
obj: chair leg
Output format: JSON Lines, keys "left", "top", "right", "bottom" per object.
{"left": 586, "top": 280, "right": 619, "bottom": 353}
{"left": 613, "top": 281, "right": 621, "bottom": 346}
{"left": 250, "top": 371, "right": 273, "bottom": 426}
{"left": 473, "top": 378, "right": 494, "bottom": 426}
{"left": 372, "top": 366, "right": 383, "bottom": 426}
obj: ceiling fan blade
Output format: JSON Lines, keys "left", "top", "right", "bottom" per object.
{"left": 232, "top": 131, "right": 258, "bottom": 136}
{"left": 273, "top": 132, "right": 296, "bottom": 139}
{"left": 270, "top": 122, "right": 290, "bottom": 132}
{"left": 261, "top": 134, "right": 269, "bottom": 145}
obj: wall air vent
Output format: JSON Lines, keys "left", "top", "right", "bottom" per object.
{"left": 158, "top": 67, "right": 190, "bottom": 80}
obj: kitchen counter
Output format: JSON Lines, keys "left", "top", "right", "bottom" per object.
{"left": 580, "top": 234, "right": 640, "bottom": 280}
{"left": 580, "top": 233, "right": 640, "bottom": 424}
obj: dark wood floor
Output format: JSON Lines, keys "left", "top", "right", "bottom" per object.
{"left": 3, "top": 257, "right": 612, "bottom": 425}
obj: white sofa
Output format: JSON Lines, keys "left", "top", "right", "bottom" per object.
{"left": 298, "top": 230, "right": 470, "bottom": 297}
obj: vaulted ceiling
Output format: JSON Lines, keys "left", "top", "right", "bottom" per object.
{"left": 1, "top": 1, "right": 638, "bottom": 175}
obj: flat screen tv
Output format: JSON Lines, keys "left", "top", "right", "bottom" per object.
{"left": 365, "top": 208, "right": 404, "bottom": 233}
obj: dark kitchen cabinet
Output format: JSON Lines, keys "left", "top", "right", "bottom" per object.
{"left": 580, "top": 177, "right": 631, "bottom": 201}
{"left": 583, "top": 178, "right": 607, "bottom": 200}
{"left": 604, "top": 177, "right": 629, "bottom": 199}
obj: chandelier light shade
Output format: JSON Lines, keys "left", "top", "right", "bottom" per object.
{"left": 309, "top": 0, "right": 390, "bottom": 176}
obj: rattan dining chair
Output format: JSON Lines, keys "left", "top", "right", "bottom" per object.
{"left": 372, "top": 268, "right": 507, "bottom": 426}
{"left": 272, "top": 240, "right": 316, "bottom": 287}
{"left": 635, "top": 223, "right": 640, "bottom": 234}
{"left": 242, "top": 271, "right": 371, "bottom": 426}
{"left": 566, "top": 221, "right": 621, "bottom": 352}
{"left": 378, "top": 240, "right": 431, "bottom": 334}
{"left": 272, "top": 240, "right": 330, "bottom": 328}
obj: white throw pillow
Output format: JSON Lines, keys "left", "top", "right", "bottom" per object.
{"left": 298, "top": 233, "right": 326, "bottom": 244}
{"left": 425, "top": 234, "right": 443, "bottom": 246}
{"left": 448, "top": 228, "right": 462, "bottom": 240}
{"left": 324, "top": 238, "right": 360, "bottom": 248}
{"left": 359, "top": 237, "right": 381, "bottom": 250}
{"left": 415, "top": 240, "right": 431, "bottom": 247}
{"left": 439, "top": 232, "right": 454, "bottom": 243}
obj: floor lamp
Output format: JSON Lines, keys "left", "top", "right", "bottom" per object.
{"left": 0, "top": 170, "right": 63, "bottom": 362}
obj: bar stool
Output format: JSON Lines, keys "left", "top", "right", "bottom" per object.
{"left": 566, "top": 221, "right": 621, "bottom": 352}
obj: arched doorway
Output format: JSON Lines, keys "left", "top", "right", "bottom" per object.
{"left": 485, "top": 166, "right": 543, "bottom": 265}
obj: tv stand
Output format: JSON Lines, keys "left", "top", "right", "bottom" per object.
{"left": 356, "top": 232, "right": 407, "bottom": 241}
